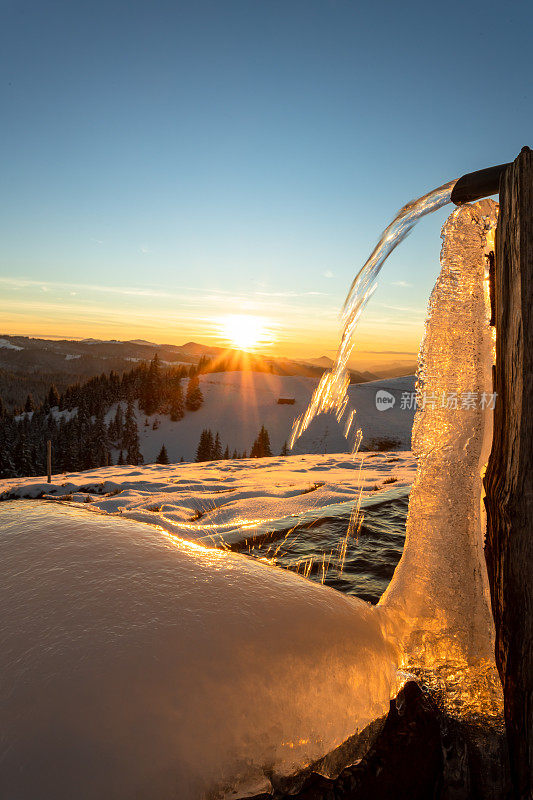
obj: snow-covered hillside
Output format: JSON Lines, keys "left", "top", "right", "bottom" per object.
{"left": 122, "top": 371, "right": 416, "bottom": 463}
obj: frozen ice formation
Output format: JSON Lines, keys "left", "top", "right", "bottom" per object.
{"left": 381, "top": 200, "right": 502, "bottom": 716}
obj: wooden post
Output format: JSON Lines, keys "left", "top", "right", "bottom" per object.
{"left": 484, "top": 146, "right": 533, "bottom": 799}
{"left": 46, "top": 439, "right": 52, "bottom": 484}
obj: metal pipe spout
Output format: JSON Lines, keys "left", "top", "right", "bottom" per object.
{"left": 451, "top": 162, "right": 510, "bottom": 205}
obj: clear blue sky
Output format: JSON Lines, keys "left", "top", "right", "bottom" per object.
{"left": 1, "top": 0, "right": 531, "bottom": 363}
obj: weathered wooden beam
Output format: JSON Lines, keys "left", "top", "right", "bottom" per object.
{"left": 484, "top": 146, "right": 533, "bottom": 800}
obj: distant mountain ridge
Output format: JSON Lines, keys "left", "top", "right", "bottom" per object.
{"left": 0, "top": 333, "right": 416, "bottom": 411}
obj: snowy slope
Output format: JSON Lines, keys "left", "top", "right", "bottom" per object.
{"left": 0, "top": 452, "right": 416, "bottom": 546}
{"left": 126, "top": 371, "right": 415, "bottom": 463}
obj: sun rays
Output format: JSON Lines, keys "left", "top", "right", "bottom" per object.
{"left": 219, "top": 314, "right": 275, "bottom": 352}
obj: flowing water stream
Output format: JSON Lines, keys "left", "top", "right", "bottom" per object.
{"left": 290, "top": 179, "right": 457, "bottom": 450}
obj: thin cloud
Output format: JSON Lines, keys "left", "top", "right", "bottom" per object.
{"left": 381, "top": 303, "right": 424, "bottom": 315}
{"left": 254, "top": 290, "right": 328, "bottom": 298}
{"left": 0, "top": 276, "right": 170, "bottom": 299}
{"left": 356, "top": 349, "right": 418, "bottom": 355}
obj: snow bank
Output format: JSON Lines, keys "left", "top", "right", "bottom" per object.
{"left": 0, "top": 502, "right": 398, "bottom": 799}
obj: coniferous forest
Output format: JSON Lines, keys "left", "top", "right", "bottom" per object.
{"left": 0, "top": 355, "right": 199, "bottom": 478}
{"left": 0, "top": 354, "right": 278, "bottom": 478}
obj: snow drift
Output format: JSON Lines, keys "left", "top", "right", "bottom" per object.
{"left": 0, "top": 502, "right": 397, "bottom": 800}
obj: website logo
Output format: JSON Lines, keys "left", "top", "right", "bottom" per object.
{"left": 375, "top": 390, "right": 396, "bottom": 411}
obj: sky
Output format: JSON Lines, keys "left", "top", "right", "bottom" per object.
{"left": 1, "top": 0, "right": 531, "bottom": 366}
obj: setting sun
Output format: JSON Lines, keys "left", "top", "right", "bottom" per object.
{"left": 220, "top": 314, "right": 273, "bottom": 351}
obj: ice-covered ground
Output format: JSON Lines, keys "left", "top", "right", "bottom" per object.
{"left": 0, "top": 451, "right": 416, "bottom": 548}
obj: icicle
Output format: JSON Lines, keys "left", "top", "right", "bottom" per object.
{"left": 380, "top": 200, "right": 503, "bottom": 720}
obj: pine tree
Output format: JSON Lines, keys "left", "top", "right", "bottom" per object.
{"left": 76, "top": 398, "right": 92, "bottom": 454}
{"left": 0, "top": 445, "right": 16, "bottom": 478}
{"left": 14, "top": 428, "right": 33, "bottom": 476}
{"left": 149, "top": 353, "right": 162, "bottom": 409}
{"left": 232, "top": 449, "right": 237, "bottom": 459}
{"left": 122, "top": 400, "right": 142, "bottom": 465}
{"left": 262, "top": 426, "right": 273, "bottom": 457}
{"left": 223, "top": 445, "right": 229, "bottom": 459}
{"left": 156, "top": 444, "right": 169, "bottom": 464}
{"left": 195, "top": 429, "right": 214, "bottom": 461}
{"left": 195, "top": 430, "right": 205, "bottom": 462}
{"left": 212, "top": 432, "right": 223, "bottom": 460}
{"left": 47, "top": 385, "right": 60, "bottom": 408}
{"left": 117, "top": 450, "right": 125, "bottom": 465}
{"left": 64, "top": 423, "right": 80, "bottom": 472}
{"left": 140, "top": 354, "right": 162, "bottom": 415}
{"left": 280, "top": 440, "right": 289, "bottom": 456}
{"left": 250, "top": 426, "right": 273, "bottom": 458}
{"left": 170, "top": 381, "right": 185, "bottom": 421}
{"left": 24, "top": 394, "right": 35, "bottom": 413}
{"left": 114, "top": 404, "right": 124, "bottom": 439}
{"left": 197, "top": 355, "right": 210, "bottom": 374}
{"left": 91, "top": 408, "right": 109, "bottom": 467}
{"left": 186, "top": 375, "right": 203, "bottom": 411}
{"left": 0, "top": 418, "right": 16, "bottom": 477}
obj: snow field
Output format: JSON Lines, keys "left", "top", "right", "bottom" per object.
{"left": 0, "top": 452, "right": 416, "bottom": 545}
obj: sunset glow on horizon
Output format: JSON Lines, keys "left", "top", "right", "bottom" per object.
{"left": 219, "top": 314, "right": 275, "bottom": 351}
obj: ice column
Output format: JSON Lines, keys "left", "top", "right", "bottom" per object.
{"left": 380, "top": 200, "right": 501, "bottom": 711}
